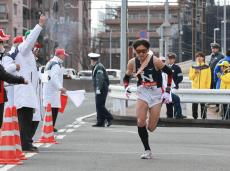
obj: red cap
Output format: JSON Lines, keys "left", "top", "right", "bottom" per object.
{"left": 55, "top": 48, "right": 69, "bottom": 57}
{"left": 13, "top": 36, "right": 23, "bottom": 44}
{"left": 34, "top": 42, "right": 42, "bottom": 49}
{"left": 0, "top": 36, "right": 9, "bottom": 41}
{"left": 0, "top": 29, "right": 10, "bottom": 38}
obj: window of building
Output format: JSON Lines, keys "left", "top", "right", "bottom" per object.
{"left": 14, "top": 4, "right": 17, "bottom": 15}
{"left": 23, "top": 0, "right": 28, "bottom": 6}
{"left": 0, "top": 4, "right": 6, "bottom": 13}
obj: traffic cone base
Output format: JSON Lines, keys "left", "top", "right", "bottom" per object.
{"left": 12, "top": 106, "right": 27, "bottom": 160}
{"left": 0, "top": 107, "right": 23, "bottom": 165}
{"left": 38, "top": 103, "right": 57, "bottom": 144}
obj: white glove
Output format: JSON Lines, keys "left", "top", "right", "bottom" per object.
{"left": 125, "top": 86, "right": 132, "bottom": 98}
{"left": 161, "top": 92, "right": 172, "bottom": 104}
{"left": 96, "top": 89, "right": 101, "bottom": 95}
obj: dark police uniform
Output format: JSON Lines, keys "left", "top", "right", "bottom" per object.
{"left": 166, "top": 63, "right": 183, "bottom": 118}
{"left": 209, "top": 52, "right": 224, "bottom": 89}
{"left": 92, "top": 62, "right": 113, "bottom": 126}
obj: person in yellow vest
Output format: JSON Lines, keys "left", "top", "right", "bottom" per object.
{"left": 189, "top": 52, "right": 211, "bottom": 119}
{"left": 217, "top": 61, "right": 230, "bottom": 119}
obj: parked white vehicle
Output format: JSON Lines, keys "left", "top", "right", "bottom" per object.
{"left": 106, "top": 69, "right": 121, "bottom": 80}
{"left": 78, "top": 70, "right": 92, "bottom": 80}
{"left": 64, "top": 68, "right": 78, "bottom": 80}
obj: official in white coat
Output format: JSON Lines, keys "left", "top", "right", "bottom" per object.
{"left": 2, "top": 36, "right": 23, "bottom": 106}
{"left": 14, "top": 15, "right": 46, "bottom": 152}
{"left": 43, "top": 48, "right": 67, "bottom": 132}
{"left": 31, "top": 42, "right": 44, "bottom": 141}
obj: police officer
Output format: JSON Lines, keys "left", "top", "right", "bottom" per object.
{"left": 209, "top": 43, "right": 224, "bottom": 89}
{"left": 88, "top": 53, "right": 113, "bottom": 127}
{"left": 166, "top": 53, "right": 185, "bottom": 119}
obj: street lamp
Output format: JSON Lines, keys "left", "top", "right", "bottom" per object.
{"left": 213, "top": 28, "right": 220, "bottom": 43}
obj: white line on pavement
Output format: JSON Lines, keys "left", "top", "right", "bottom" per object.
{"left": 56, "top": 135, "right": 66, "bottom": 140}
{"left": 39, "top": 150, "right": 230, "bottom": 157}
{"left": 106, "top": 129, "right": 137, "bottom": 134}
{"left": 0, "top": 112, "right": 97, "bottom": 171}
{"left": 65, "top": 124, "right": 74, "bottom": 128}
{"left": 66, "top": 129, "right": 75, "bottom": 133}
{"left": 25, "top": 153, "right": 37, "bottom": 158}
{"left": 0, "top": 165, "right": 15, "bottom": 171}
{"left": 43, "top": 144, "right": 52, "bottom": 148}
{"left": 73, "top": 125, "right": 80, "bottom": 128}
{"left": 57, "top": 129, "right": 66, "bottom": 133}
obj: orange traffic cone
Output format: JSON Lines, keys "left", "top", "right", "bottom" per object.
{"left": 38, "top": 103, "right": 57, "bottom": 144}
{"left": 12, "top": 106, "right": 27, "bottom": 160}
{"left": 0, "top": 107, "right": 22, "bottom": 165}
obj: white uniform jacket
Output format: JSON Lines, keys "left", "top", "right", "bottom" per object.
{"left": 43, "top": 56, "right": 63, "bottom": 108}
{"left": 2, "top": 46, "right": 18, "bottom": 106}
{"left": 14, "top": 24, "right": 42, "bottom": 110}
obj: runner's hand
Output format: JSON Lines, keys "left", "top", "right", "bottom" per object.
{"left": 161, "top": 92, "right": 172, "bottom": 104}
{"left": 96, "top": 89, "right": 101, "bottom": 95}
{"left": 125, "top": 86, "right": 132, "bottom": 98}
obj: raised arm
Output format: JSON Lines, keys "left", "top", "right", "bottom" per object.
{"left": 18, "top": 15, "right": 46, "bottom": 56}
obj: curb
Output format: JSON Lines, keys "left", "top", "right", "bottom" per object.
{"left": 113, "top": 116, "right": 230, "bottom": 129}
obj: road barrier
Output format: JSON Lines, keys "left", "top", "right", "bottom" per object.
{"left": 109, "top": 84, "right": 230, "bottom": 116}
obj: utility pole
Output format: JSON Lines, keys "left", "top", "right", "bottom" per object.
{"left": 147, "top": 0, "right": 150, "bottom": 40}
{"left": 164, "top": 0, "right": 170, "bottom": 57}
{"left": 192, "top": 0, "right": 196, "bottom": 61}
{"left": 120, "top": 0, "right": 127, "bottom": 84}
{"left": 201, "top": 0, "right": 206, "bottom": 54}
{"left": 178, "top": 0, "right": 182, "bottom": 62}
{"left": 109, "top": 30, "right": 112, "bottom": 69}
{"left": 223, "top": 0, "right": 226, "bottom": 55}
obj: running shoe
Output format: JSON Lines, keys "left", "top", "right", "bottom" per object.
{"left": 140, "top": 150, "right": 153, "bottom": 159}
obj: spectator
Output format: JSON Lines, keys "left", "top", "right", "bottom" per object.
{"left": 189, "top": 52, "right": 211, "bottom": 119}
{"left": 217, "top": 61, "right": 230, "bottom": 119}
{"left": 160, "top": 56, "right": 186, "bottom": 119}
{"left": 165, "top": 53, "right": 185, "bottom": 119}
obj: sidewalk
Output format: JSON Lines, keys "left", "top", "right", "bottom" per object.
{"left": 112, "top": 103, "right": 230, "bottom": 128}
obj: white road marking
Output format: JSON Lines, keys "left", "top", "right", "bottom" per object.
{"left": 57, "top": 129, "right": 66, "bottom": 133}
{"left": 0, "top": 165, "right": 15, "bottom": 171}
{"left": 43, "top": 144, "right": 52, "bottom": 148}
{"left": 106, "top": 129, "right": 137, "bottom": 134}
{"left": 66, "top": 129, "right": 75, "bottom": 133}
{"left": 56, "top": 135, "right": 66, "bottom": 140}
{"left": 25, "top": 153, "right": 37, "bottom": 158}
{"left": 65, "top": 125, "right": 72, "bottom": 128}
{"left": 39, "top": 150, "right": 230, "bottom": 157}
{"left": 33, "top": 143, "right": 43, "bottom": 147}
{"left": 0, "top": 112, "right": 97, "bottom": 171}
{"left": 73, "top": 125, "right": 80, "bottom": 128}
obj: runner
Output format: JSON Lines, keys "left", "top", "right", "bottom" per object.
{"left": 123, "top": 39, "right": 172, "bottom": 159}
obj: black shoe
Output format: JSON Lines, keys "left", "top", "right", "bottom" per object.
{"left": 54, "top": 128, "right": 58, "bottom": 132}
{"left": 107, "top": 119, "right": 113, "bottom": 127}
{"left": 175, "top": 115, "right": 187, "bottom": 119}
{"left": 22, "top": 147, "right": 39, "bottom": 153}
{"left": 92, "top": 123, "right": 105, "bottom": 127}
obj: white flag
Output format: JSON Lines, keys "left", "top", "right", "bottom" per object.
{"left": 66, "top": 90, "right": 86, "bottom": 108}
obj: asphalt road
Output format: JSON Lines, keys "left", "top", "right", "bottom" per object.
{"left": 1, "top": 93, "right": 230, "bottom": 171}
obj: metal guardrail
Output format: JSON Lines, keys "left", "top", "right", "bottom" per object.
{"left": 109, "top": 85, "right": 230, "bottom": 104}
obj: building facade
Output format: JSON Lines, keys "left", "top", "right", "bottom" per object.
{"left": 0, "top": 0, "right": 91, "bottom": 70}
{"left": 97, "top": 5, "right": 180, "bottom": 69}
